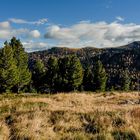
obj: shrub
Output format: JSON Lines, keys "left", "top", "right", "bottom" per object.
{"left": 112, "top": 130, "right": 138, "bottom": 140}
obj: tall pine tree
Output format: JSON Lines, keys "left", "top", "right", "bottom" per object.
{"left": 30, "top": 59, "right": 46, "bottom": 92}
{"left": 0, "top": 42, "right": 18, "bottom": 92}
{"left": 93, "top": 60, "right": 107, "bottom": 92}
{"left": 10, "top": 37, "right": 31, "bottom": 93}
{"left": 46, "top": 56, "right": 59, "bottom": 93}
{"left": 83, "top": 66, "right": 94, "bottom": 91}
{"left": 121, "top": 69, "right": 131, "bottom": 91}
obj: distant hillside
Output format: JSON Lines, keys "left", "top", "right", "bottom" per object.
{"left": 29, "top": 42, "right": 140, "bottom": 90}
{"left": 119, "top": 41, "right": 140, "bottom": 49}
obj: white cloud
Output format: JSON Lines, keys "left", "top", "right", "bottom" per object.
{"left": 29, "top": 30, "right": 40, "bottom": 38}
{"left": 0, "top": 21, "right": 10, "bottom": 29}
{"left": 35, "top": 18, "right": 48, "bottom": 25}
{"left": 9, "top": 18, "right": 48, "bottom": 25}
{"left": 45, "top": 25, "right": 77, "bottom": 41}
{"left": 23, "top": 41, "right": 48, "bottom": 52}
{"left": 9, "top": 18, "right": 27, "bottom": 24}
{"left": 0, "top": 28, "right": 29, "bottom": 39}
{"left": 116, "top": 16, "right": 124, "bottom": 22}
{"left": 0, "top": 28, "right": 40, "bottom": 40}
{"left": 0, "top": 21, "right": 41, "bottom": 40}
{"left": 44, "top": 21, "right": 140, "bottom": 48}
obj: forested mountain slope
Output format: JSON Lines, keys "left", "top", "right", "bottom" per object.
{"left": 29, "top": 42, "right": 140, "bottom": 90}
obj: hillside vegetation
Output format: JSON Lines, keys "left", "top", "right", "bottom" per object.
{"left": 0, "top": 37, "right": 139, "bottom": 93}
{"left": 0, "top": 92, "right": 140, "bottom": 140}
{"left": 29, "top": 42, "right": 140, "bottom": 91}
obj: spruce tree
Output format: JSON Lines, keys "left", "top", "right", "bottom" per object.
{"left": 58, "top": 55, "right": 83, "bottom": 92}
{"left": 46, "top": 56, "right": 59, "bottom": 93}
{"left": 121, "top": 69, "right": 131, "bottom": 91}
{"left": 83, "top": 66, "right": 94, "bottom": 91}
{"left": 93, "top": 60, "right": 107, "bottom": 92}
{"left": 0, "top": 42, "right": 18, "bottom": 92}
{"left": 30, "top": 59, "right": 46, "bottom": 92}
{"left": 10, "top": 37, "right": 31, "bottom": 93}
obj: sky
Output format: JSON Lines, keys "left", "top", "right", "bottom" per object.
{"left": 0, "top": 0, "right": 140, "bottom": 52}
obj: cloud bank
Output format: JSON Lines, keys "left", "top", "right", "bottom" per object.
{"left": 1, "top": 18, "right": 140, "bottom": 52}
{"left": 44, "top": 21, "right": 140, "bottom": 48}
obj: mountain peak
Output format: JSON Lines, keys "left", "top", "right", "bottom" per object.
{"left": 128, "top": 41, "right": 140, "bottom": 49}
{"left": 119, "top": 41, "right": 140, "bottom": 49}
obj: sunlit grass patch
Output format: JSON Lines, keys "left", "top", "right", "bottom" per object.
{"left": 0, "top": 92, "right": 139, "bottom": 139}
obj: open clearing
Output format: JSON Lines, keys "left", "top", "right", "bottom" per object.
{"left": 0, "top": 92, "right": 140, "bottom": 140}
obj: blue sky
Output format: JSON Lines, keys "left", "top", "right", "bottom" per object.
{"left": 0, "top": 0, "right": 140, "bottom": 51}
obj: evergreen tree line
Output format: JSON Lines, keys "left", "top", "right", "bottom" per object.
{"left": 0, "top": 37, "right": 131, "bottom": 93}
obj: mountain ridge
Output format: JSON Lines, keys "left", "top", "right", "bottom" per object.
{"left": 29, "top": 41, "right": 140, "bottom": 90}
{"left": 29, "top": 41, "right": 140, "bottom": 55}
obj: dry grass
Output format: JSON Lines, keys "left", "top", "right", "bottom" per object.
{"left": 0, "top": 92, "right": 140, "bottom": 140}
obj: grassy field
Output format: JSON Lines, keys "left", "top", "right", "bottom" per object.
{"left": 0, "top": 92, "right": 140, "bottom": 140}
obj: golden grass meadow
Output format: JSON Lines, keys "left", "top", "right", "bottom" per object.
{"left": 0, "top": 92, "right": 140, "bottom": 140}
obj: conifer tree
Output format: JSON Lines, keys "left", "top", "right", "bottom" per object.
{"left": 93, "top": 60, "right": 107, "bottom": 92}
{"left": 83, "top": 66, "right": 94, "bottom": 91}
{"left": 58, "top": 55, "right": 83, "bottom": 92}
{"left": 0, "top": 42, "right": 18, "bottom": 92}
{"left": 46, "top": 56, "right": 59, "bottom": 93}
{"left": 31, "top": 59, "right": 46, "bottom": 92}
{"left": 10, "top": 37, "right": 31, "bottom": 93}
{"left": 121, "top": 69, "right": 131, "bottom": 91}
